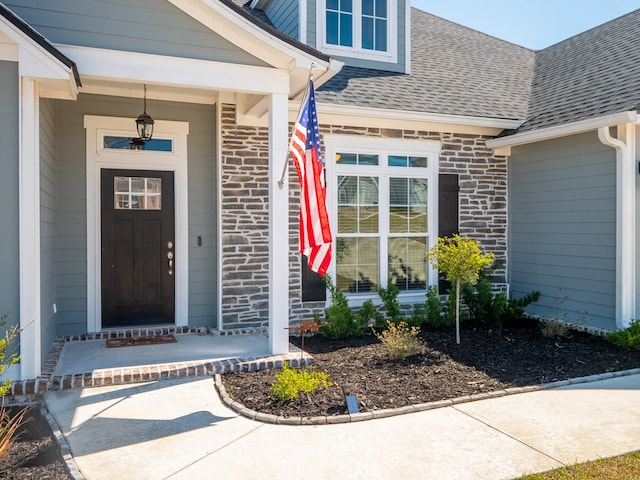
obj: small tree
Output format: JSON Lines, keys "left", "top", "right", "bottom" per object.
{"left": 426, "top": 235, "right": 494, "bottom": 344}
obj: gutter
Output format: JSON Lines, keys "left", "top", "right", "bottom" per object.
{"left": 598, "top": 123, "right": 636, "bottom": 330}
{"left": 486, "top": 111, "right": 638, "bottom": 155}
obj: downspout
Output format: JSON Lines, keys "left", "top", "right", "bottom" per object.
{"left": 598, "top": 124, "right": 636, "bottom": 329}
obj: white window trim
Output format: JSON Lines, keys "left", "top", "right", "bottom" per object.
{"left": 84, "top": 115, "right": 189, "bottom": 332}
{"left": 324, "top": 135, "right": 440, "bottom": 307}
{"left": 316, "top": 0, "right": 398, "bottom": 64}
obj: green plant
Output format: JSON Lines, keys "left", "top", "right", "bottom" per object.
{"left": 0, "top": 313, "right": 20, "bottom": 397}
{"left": 426, "top": 235, "right": 494, "bottom": 344}
{"left": 0, "top": 312, "right": 26, "bottom": 459}
{"left": 319, "top": 275, "right": 367, "bottom": 339}
{"left": 357, "top": 300, "right": 385, "bottom": 328}
{"left": 270, "top": 362, "right": 332, "bottom": 402}
{"left": 461, "top": 262, "right": 540, "bottom": 330}
{"left": 374, "top": 321, "right": 424, "bottom": 360}
{"left": 605, "top": 320, "right": 640, "bottom": 351}
{"left": 377, "top": 283, "right": 403, "bottom": 325}
{"left": 540, "top": 319, "right": 570, "bottom": 339}
{"left": 420, "top": 285, "right": 455, "bottom": 329}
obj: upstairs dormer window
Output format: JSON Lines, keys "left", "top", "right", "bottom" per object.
{"left": 319, "top": 0, "right": 397, "bottom": 63}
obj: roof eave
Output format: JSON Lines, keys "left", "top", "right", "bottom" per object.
{"left": 486, "top": 111, "right": 639, "bottom": 155}
{"left": 0, "top": 3, "right": 80, "bottom": 90}
{"left": 316, "top": 103, "right": 523, "bottom": 135}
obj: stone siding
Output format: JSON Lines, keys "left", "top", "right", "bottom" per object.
{"left": 219, "top": 104, "right": 508, "bottom": 328}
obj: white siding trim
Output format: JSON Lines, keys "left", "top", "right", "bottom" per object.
{"left": 215, "top": 104, "right": 224, "bottom": 331}
{"left": 84, "top": 115, "right": 190, "bottom": 332}
{"left": 487, "top": 111, "right": 638, "bottom": 152}
{"left": 19, "top": 77, "right": 41, "bottom": 380}
{"left": 268, "top": 93, "right": 290, "bottom": 355}
{"left": 58, "top": 45, "right": 290, "bottom": 96}
{"left": 299, "top": 0, "right": 307, "bottom": 44}
{"left": 316, "top": 0, "right": 398, "bottom": 63}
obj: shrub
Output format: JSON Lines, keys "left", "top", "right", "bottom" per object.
{"left": 377, "top": 283, "right": 403, "bottom": 324}
{"left": 271, "top": 362, "right": 332, "bottom": 402}
{"left": 374, "top": 321, "right": 424, "bottom": 360}
{"left": 461, "top": 262, "right": 540, "bottom": 330}
{"left": 0, "top": 312, "right": 26, "bottom": 459}
{"left": 605, "top": 320, "right": 640, "bottom": 351}
{"left": 420, "top": 285, "right": 455, "bottom": 329}
{"left": 0, "top": 313, "right": 20, "bottom": 397}
{"left": 540, "top": 319, "right": 570, "bottom": 339}
{"left": 357, "top": 300, "right": 385, "bottom": 328}
{"left": 320, "top": 275, "right": 367, "bottom": 339}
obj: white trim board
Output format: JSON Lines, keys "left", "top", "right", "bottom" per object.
{"left": 84, "top": 115, "right": 190, "bottom": 333}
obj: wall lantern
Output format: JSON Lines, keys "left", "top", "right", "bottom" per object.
{"left": 135, "top": 84, "right": 154, "bottom": 141}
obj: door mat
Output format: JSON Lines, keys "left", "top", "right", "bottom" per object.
{"left": 106, "top": 334, "right": 177, "bottom": 348}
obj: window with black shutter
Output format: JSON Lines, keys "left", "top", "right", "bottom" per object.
{"left": 437, "top": 174, "right": 459, "bottom": 294}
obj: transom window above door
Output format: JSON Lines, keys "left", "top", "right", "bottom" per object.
{"left": 103, "top": 135, "right": 173, "bottom": 152}
{"left": 319, "top": 0, "right": 397, "bottom": 63}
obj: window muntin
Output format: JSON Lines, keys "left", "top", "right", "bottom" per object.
{"left": 326, "top": 0, "right": 353, "bottom": 47}
{"left": 330, "top": 140, "right": 437, "bottom": 298}
{"left": 362, "top": 0, "right": 387, "bottom": 51}
{"left": 319, "top": 0, "right": 396, "bottom": 62}
{"left": 114, "top": 176, "right": 162, "bottom": 210}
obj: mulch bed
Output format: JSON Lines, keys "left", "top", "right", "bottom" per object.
{"left": 221, "top": 321, "right": 640, "bottom": 418}
{"left": 0, "top": 407, "right": 71, "bottom": 479}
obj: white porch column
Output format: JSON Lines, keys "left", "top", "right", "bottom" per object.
{"left": 599, "top": 123, "right": 636, "bottom": 329}
{"left": 268, "top": 93, "right": 290, "bottom": 354}
{"left": 19, "top": 77, "right": 41, "bottom": 379}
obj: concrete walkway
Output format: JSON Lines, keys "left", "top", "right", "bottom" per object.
{"left": 45, "top": 372, "right": 640, "bottom": 480}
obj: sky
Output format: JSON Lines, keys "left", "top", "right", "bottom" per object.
{"left": 411, "top": 1, "right": 640, "bottom": 50}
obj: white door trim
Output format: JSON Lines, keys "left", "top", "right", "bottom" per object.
{"left": 84, "top": 115, "right": 189, "bottom": 332}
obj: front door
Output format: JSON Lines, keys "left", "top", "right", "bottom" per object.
{"left": 101, "top": 169, "right": 176, "bottom": 328}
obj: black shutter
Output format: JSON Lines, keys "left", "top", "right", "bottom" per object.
{"left": 301, "top": 255, "right": 326, "bottom": 301}
{"left": 438, "top": 174, "right": 459, "bottom": 294}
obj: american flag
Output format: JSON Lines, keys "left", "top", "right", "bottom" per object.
{"left": 289, "top": 79, "right": 332, "bottom": 275}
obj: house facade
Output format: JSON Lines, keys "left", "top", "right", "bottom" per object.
{"left": 1, "top": 0, "right": 639, "bottom": 380}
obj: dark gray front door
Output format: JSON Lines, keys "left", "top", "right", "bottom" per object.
{"left": 101, "top": 169, "right": 175, "bottom": 328}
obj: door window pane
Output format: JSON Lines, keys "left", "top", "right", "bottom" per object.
{"left": 114, "top": 176, "right": 162, "bottom": 210}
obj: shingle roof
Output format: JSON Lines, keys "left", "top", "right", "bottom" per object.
{"left": 515, "top": 8, "right": 640, "bottom": 134}
{"left": 316, "top": 8, "right": 535, "bottom": 121}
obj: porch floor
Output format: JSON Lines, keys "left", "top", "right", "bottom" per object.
{"left": 53, "top": 334, "right": 274, "bottom": 376}
{"left": 8, "top": 332, "right": 311, "bottom": 397}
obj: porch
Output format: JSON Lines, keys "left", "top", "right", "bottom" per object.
{"left": 9, "top": 327, "right": 310, "bottom": 400}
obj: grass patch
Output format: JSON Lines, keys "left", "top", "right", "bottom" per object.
{"left": 517, "top": 450, "right": 640, "bottom": 479}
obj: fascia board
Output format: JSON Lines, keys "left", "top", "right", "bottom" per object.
{"left": 317, "top": 103, "right": 522, "bottom": 134}
{"left": 58, "top": 45, "right": 290, "bottom": 96}
{"left": 0, "top": 15, "right": 76, "bottom": 96}
{"left": 486, "top": 111, "right": 639, "bottom": 149}
{"left": 168, "top": 0, "right": 330, "bottom": 72}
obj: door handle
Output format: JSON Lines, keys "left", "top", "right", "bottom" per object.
{"left": 167, "top": 241, "right": 174, "bottom": 276}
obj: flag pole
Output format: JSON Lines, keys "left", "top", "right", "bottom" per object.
{"left": 278, "top": 62, "right": 316, "bottom": 189}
